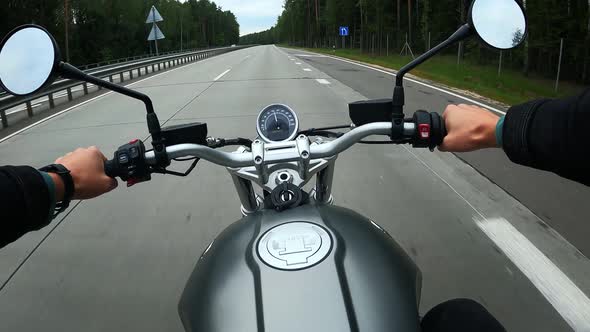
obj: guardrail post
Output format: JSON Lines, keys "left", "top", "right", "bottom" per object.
{"left": 152, "top": 64, "right": 155, "bottom": 72}
{"left": 109, "top": 75, "right": 113, "bottom": 83}
{"left": 158, "top": 63, "right": 161, "bottom": 70}
{"left": 119, "top": 72, "right": 124, "bottom": 82}
{"left": 137, "top": 68, "right": 141, "bottom": 77}
{"left": 83, "top": 83, "right": 88, "bottom": 95}
{"left": 48, "top": 94, "right": 55, "bottom": 108}
{"left": 1, "top": 110, "right": 7, "bottom": 128}
{"left": 67, "top": 87, "right": 73, "bottom": 101}
{"left": 129, "top": 70, "right": 134, "bottom": 79}
{"left": 26, "top": 101, "right": 33, "bottom": 117}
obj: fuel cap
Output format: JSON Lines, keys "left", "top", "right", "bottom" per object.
{"left": 257, "top": 222, "right": 332, "bottom": 270}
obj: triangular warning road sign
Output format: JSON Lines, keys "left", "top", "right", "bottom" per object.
{"left": 146, "top": 6, "right": 164, "bottom": 23}
{"left": 147, "top": 24, "right": 165, "bottom": 41}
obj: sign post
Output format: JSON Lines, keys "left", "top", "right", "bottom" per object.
{"left": 146, "top": 6, "right": 165, "bottom": 56}
{"left": 339, "top": 26, "right": 349, "bottom": 49}
{"left": 555, "top": 38, "right": 564, "bottom": 92}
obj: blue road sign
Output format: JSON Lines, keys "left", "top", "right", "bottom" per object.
{"left": 339, "top": 26, "right": 349, "bottom": 37}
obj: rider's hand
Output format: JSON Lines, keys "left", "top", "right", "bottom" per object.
{"left": 52, "top": 146, "right": 118, "bottom": 200}
{"left": 439, "top": 104, "right": 500, "bottom": 152}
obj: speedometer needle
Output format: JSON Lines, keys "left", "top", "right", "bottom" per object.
{"left": 274, "top": 113, "right": 279, "bottom": 129}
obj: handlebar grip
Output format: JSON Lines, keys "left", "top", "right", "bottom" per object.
{"left": 431, "top": 112, "right": 446, "bottom": 146}
{"left": 104, "top": 160, "right": 116, "bottom": 178}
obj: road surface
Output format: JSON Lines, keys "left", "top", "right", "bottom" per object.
{"left": 0, "top": 45, "right": 589, "bottom": 331}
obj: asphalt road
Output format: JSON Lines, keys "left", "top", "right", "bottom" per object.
{"left": 0, "top": 45, "right": 589, "bottom": 331}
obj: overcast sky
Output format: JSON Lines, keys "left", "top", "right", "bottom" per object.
{"left": 211, "top": 0, "right": 283, "bottom": 36}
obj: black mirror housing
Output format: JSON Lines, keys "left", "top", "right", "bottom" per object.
{"left": 468, "top": 0, "right": 528, "bottom": 50}
{"left": 0, "top": 24, "right": 61, "bottom": 96}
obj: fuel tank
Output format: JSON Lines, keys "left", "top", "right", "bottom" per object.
{"left": 178, "top": 203, "right": 422, "bottom": 332}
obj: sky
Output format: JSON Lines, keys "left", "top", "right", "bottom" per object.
{"left": 207, "top": 0, "right": 284, "bottom": 36}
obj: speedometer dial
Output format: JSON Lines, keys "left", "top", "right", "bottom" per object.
{"left": 256, "top": 104, "right": 299, "bottom": 143}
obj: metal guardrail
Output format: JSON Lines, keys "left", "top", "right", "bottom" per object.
{"left": 0, "top": 49, "right": 200, "bottom": 99}
{"left": 0, "top": 45, "right": 253, "bottom": 128}
{"left": 78, "top": 48, "right": 204, "bottom": 70}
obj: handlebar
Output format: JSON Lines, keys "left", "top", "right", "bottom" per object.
{"left": 105, "top": 112, "right": 446, "bottom": 185}
{"left": 144, "top": 122, "right": 413, "bottom": 168}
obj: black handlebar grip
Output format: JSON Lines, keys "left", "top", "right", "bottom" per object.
{"left": 104, "top": 160, "right": 116, "bottom": 178}
{"left": 429, "top": 112, "right": 446, "bottom": 147}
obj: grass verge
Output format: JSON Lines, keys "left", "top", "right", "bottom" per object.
{"left": 284, "top": 46, "right": 585, "bottom": 106}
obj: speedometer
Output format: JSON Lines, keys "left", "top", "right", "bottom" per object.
{"left": 256, "top": 104, "right": 299, "bottom": 143}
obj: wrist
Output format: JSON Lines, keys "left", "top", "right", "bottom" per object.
{"left": 472, "top": 121, "right": 499, "bottom": 149}
{"left": 495, "top": 116, "right": 505, "bottom": 147}
{"left": 47, "top": 172, "right": 65, "bottom": 201}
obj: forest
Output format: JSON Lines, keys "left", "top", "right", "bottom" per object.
{"left": 240, "top": 0, "right": 590, "bottom": 84}
{"left": 0, "top": 0, "right": 240, "bottom": 66}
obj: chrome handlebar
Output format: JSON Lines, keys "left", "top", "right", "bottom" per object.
{"left": 144, "top": 122, "right": 416, "bottom": 168}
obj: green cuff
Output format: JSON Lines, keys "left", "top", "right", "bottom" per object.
{"left": 39, "top": 171, "right": 57, "bottom": 222}
{"left": 495, "top": 115, "right": 505, "bottom": 147}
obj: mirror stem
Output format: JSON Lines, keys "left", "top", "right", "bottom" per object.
{"left": 58, "top": 62, "right": 169, "bottom": 167}
{"left": 59, "top": 62, "right": 157, "bottom": 116}
{"left": 390, "top": 23, "right": 471, "bottom": 140}
{"left": 395, "top": 24, "right": 472, "bottom": 87}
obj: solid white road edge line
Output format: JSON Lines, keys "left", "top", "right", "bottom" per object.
{"left": 402, "top": 145, "right": 590, "bottom": 331}
{"left": 316, "top": 79, "right": 330, "bottom": 85}
{"left": 303, "top": 68, "right": 312, "bottom": 72}
{"left": 289, "top": 48, "right": 507, "bottom": 115}
{"left": 214, "top": 68, "right": 231, "bottom": 81}
{"left": 0, "top": 52, "right": 223, "bottom": 144}
{"left": 477, "top": 218, "right": 590, "bottom": 331}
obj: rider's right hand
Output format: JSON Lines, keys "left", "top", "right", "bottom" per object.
{"left": 439, "top": 104, "right": 500, "bottom": 152}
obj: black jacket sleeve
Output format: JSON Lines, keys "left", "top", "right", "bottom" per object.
{"left": 0, "top": 166, "right": 52, "bottom": 248}
{"left": 502, "top": 89, "right": 590, "bottom": 186}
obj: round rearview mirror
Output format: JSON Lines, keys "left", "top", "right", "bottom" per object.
{"left": 0, "top": 25, "right": 60, "bottom": 96}
{"left": 470, "top": 0, "right": 527, "bottom": 50}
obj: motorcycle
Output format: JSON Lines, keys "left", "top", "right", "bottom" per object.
{"left": 0, "top": 0, "right": 527, "bottom": 330}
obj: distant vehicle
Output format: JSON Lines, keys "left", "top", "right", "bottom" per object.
{"left": 0, "top": 0, "right": 527, "bottom": 330}
{"left": 231, "top": 44, "right": 236, "bottom": 47}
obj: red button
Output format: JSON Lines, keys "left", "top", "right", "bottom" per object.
{"left": 129, "top": 139, "right": 139, "bottom": 144}
{"left": 418, "top": 124, "right": 430, "bottom": 139}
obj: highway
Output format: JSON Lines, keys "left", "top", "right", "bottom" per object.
{"left": 0, "top": 45, "right": 589, "bottom": 331}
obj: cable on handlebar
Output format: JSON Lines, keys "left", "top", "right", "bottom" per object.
{"left": 152, "top": 158, "right": 200, "bottom": 177}
{"left": 298, "top": 125, "right": 351, "bottom": 137}
{"left": 359, "top": 138, "right": 412, "bottom": 144}
{"left": 301, "top": 130, "right": 346, "bottom": 139}
{"left": 207, "top": 137, "right": 253, "bottom": 149}
{"left": 173, "top": 156, "right": 199, "bottom": 161}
